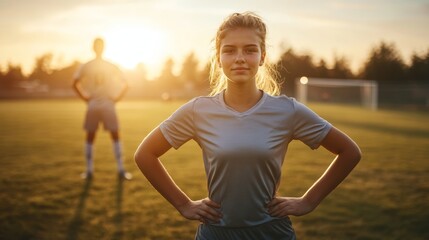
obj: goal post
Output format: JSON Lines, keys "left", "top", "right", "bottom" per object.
{"left": 296, "top": 77, "right": 378, "bottom": 110}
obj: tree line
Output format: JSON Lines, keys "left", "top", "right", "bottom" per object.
{"left": 0, "top": 41, "right": 428, "bottom": 99}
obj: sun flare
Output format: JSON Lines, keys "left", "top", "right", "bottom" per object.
{"left": 102, "top": 25, "right": 167, "bottom": 69}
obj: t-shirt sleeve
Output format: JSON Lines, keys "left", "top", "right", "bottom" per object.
{"left": 292, "top": 99, "right": 332, "bottom": 149}
{"left": 159, "top": 98, "right": 197, "bottom": 149}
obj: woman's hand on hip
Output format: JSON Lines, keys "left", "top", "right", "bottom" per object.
{"left": 177, "top": 198, "right": 222, "bottom": 223}
{"left": 268, "top": 196, "right": 315, "bottom": 217}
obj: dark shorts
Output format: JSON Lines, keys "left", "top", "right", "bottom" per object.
{"left": 84, "top": 104, "right": 118, "bottom": 132}
{"left": 195, "top": 218, "right": 296, "bottom": 240}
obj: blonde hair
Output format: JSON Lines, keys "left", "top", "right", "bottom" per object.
{"left": 209, "top": 12, "right": 281, "bottom": 96}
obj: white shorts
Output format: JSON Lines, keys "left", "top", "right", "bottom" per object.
{"left": 84, "top": 102, "right": 118, "bottom": 132}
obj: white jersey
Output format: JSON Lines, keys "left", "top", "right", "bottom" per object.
{"left": 74, "top": 58, "right": 124, "bottom": 108}
{"left": 159, "top": 91, "right": 332, "bottom": 227}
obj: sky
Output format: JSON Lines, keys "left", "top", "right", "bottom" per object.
{"left": 1, "top": 0, "right": 428, "bottom": 77}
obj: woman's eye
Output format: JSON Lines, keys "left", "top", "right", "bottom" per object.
{"left": 246, "top": 48, "right": 258, "bottom": 53}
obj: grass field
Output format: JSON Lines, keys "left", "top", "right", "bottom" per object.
{"left": 0, "top": 99, "right": 428, "bottom": 240}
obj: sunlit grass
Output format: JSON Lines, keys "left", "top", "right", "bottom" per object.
{"left": 0, "top": 100, "right": 428, "bottom": 240}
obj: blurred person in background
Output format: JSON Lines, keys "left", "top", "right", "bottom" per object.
{"left": 73, "top": 37, "right": 132, "bottom": 180}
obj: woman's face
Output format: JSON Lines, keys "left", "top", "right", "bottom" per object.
{"left": 219, "top": 28, "right": 264, "bottom": 85}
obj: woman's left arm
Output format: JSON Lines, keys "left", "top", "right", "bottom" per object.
{"left": 268, "top": 127, "right": 361, "bottom": 217}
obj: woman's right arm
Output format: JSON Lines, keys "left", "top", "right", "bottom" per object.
{"left": 134, "top": 127, "right": 222, "bottom": 223}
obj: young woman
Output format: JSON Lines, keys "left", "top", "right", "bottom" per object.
{"left": 135, "top": 12, "right": 361, "bottom": 239}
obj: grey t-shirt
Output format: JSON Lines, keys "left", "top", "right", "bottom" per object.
{"left": 159, "top": 91, "right": 332, "bottom": 227}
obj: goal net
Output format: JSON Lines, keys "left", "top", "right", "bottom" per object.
{"left": 296, "top": 77, "right": 378, "bottom": 110}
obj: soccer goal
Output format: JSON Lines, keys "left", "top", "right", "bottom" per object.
{"left": 296, "top": 77, "right": 378, "bottom": 110}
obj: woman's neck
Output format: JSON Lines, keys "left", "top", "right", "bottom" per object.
{"left": 224, "top": 84, "right": 262, "bottom": 113}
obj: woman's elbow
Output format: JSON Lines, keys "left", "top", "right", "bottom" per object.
{"left": 134, "top": 148, "right": 151, "bottom": 170}
{"left": 134, "top": 150, "right": 143, "bottom": 165}
{"left": 350, "top": 143, "right": 362, "bottom": 164}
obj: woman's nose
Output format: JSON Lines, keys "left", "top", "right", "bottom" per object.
{"left": 235, "top": 51, "right": 245, "bottom": 63}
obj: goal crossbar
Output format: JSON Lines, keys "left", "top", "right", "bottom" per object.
{"left": 296, "top": 77, "right": 378, "bottom": 110}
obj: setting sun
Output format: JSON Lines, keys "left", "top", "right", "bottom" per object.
{"left": 102, "top": 25, "right": 168, "bottom": 69}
